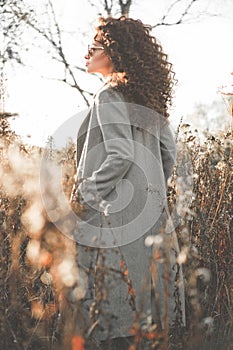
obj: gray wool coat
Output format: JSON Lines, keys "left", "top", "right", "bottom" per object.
{"left": 73, "top": 84, "right": 185, "bottom": 342}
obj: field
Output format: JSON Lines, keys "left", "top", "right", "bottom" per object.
{"left": 0, "top": 118, "right": 232, "bottom": 350}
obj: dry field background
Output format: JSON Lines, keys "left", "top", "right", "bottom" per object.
{"left": 0, "top": 118, "right": 232, "bottom": 350}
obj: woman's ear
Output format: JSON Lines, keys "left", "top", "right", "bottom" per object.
{"left": 104, "top": 54, "right": 114, "bottom": 71}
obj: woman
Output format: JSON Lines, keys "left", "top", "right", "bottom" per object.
{"left": 70, "top": 17, "right": 185, "bottom": 350}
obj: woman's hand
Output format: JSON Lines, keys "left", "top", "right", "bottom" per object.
{"left": 69, "top": 183, "right": 84, "bottom": 215}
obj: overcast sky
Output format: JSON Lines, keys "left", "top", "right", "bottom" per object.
{"left": 5, "top": 0, "right": 233, "bottom": 146}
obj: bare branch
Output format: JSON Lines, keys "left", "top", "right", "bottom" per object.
{"left": 39, "top": 74, "right": 94, "bottom": 97}
{"left": 160, "top": 0, "right": 183, "bottom": 23}
{"left": 119, "top": 0, "right": 132, "bottom": 17}
{"left": 103, "top": 0, "right": 113, "bottom": 16}
{"left": 47, "top": 0, "right": 62, "bottom": 48}
{"left": 152, "top": 0, "right": 199, "bottom": 28}
{"left": 72, "top": 65, "right": 87, "bottom": 73}
{"left": 12, "top": 3, "right": 90, "bottom": 106}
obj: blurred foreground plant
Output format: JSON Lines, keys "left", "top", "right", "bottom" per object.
{"left": 0, "top": 119, "right": 81, "bottom": 350}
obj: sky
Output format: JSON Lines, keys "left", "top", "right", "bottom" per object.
{"left": 4, "top": 0, "right": 233, "bottom": 147}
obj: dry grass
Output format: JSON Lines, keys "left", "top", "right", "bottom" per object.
{"left": 0, "top": 118, "right": 232, "bottom": 350}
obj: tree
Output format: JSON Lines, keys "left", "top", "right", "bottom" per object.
{"left": 0, "top": 0, "right": 25, "bottom": 67}
{"left": 0, "top": 0, "right": 222, "bottom": 106}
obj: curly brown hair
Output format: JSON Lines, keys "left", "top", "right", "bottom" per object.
{"left": 95, "top": 16, "right": 176, "bottom": 118}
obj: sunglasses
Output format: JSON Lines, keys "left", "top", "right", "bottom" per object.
{"left": 87, "top": 44, "right": 105, "bottom": 57}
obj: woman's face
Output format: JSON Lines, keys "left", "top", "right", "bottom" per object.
{"left": 85, "top": 40, "right": 113, "bottom": 77}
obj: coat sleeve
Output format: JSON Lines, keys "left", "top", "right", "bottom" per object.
{"left": 78, "top": 88, "right": 134, "bottom": 206}
{"left": 160, "top": 120, "right": 177, "bottom": 182}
